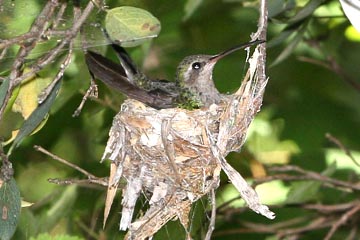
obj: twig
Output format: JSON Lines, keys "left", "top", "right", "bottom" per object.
{"left": 204, "top": 189, "right": 216, "bottom": 240}
{"left": 38, "top": 1, "right": 82, "bottom": 104}
{"left": 277, "top": 217, "right": 335, "bottom": 238}
{"left": 48, "top": 177, "right": 108, "bottom": 187}
{"left": 51, "top": 1, "right": 68, "bottom": 30}
{"left": 302, "top": 200, "right": 360, "bottom": 213}
{"left": 253, "top": 174, "right": 355, "bottom": 192}
{"left": 0, "top": 47, "right": 7, "bottom": 60}
{"left": 0, "top": 0, "right": 59, "bottom": 120}
{"left": 299, "top": 42, "right": 360, "bottom": 93}
{"left": 72, "top": 79, "right": 98, "bottom": 117}
{"left": 297, "top": 56, "right": 333, "bottom": 70}
{"left": 328, "top": 55, "right": 360, "bottom": 93}
{"left": 269, "top": 165, "right": 360, "bottom": 191}
{"left": 326, "top": 133, "right": 360, "bottom": 167}
{"left": 346, "top": 227, "right": 358, "bottom": 240}
{"left": 251, "top": 0, "right": 268, "bottom": 95}
{"left": 0, "top": 31, "right": 52, "bottom": 51}
{"left": 34, "top": 145, "right": 96, "bottom": 179}
{"left": 324, "top": 203, "right": 360, "bottom": 240}
{"left": 13, "top": 1, "right": 96, "bottom": 87}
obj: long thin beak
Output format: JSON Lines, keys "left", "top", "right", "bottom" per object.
{"left": 209, "top": 39, "right": 265, "bottom": 62}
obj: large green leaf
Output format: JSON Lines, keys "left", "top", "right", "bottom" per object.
{"left": 0, "top": 177, "right": 21, "bottom": 240}
{"left": 9, "top": 79, "right": 61, "bottom": 153}
{"left": 105, "top": 6, "right": 161, "bottom": 47}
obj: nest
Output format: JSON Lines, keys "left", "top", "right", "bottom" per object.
{"left": 101, "top": 47, "right": 275, "bottom": 239}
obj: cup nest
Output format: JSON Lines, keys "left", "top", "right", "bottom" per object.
{"left": 102, "top": 49, "right": 275, "bottom": 239}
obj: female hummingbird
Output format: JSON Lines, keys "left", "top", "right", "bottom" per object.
{"left": 85, "top": 39, "right": 264, "bottom": 110}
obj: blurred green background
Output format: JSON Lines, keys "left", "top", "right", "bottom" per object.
{"left": 1, "top": 0, "right": 360, "bottom": 239}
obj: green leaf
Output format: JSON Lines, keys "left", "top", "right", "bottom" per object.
{"left": 9, "top": 79, "right": 61, "bottom": 153}
{"left": 267, "top": 29, "right": 295, "bottom": 48}
{"left": 288, "top": 0, "right": 326, "bottom": 24}
{"left": 0, "top": 178, "right": 21, "bottom": 240}
{"left": 0, "top": 78, "right": 10, "bottom": 108}
{"left": 1, "top": 73, "right": 53, "bottom": 145}
{"left": 268, "top": 0, "right": 296, "bottom": 18}
{"left": 105, "top": 6, "right": 161, "bottom": 47}
{"left": 12, "top": 73, "right": 52, "bottom": 119}
{"left": 38, "top": 185, "right": 78, "bottom": 233}
{"left": 270, "top": 25, "right": 306, "bottom": 67}
{"left": 285, "top": 163, "right": 337, "bottom": 204}
{"left": 183, "top": 0, "right": 203, "bottom": 21}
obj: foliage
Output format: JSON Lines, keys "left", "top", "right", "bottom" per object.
{"left": 0, "top": 0, "right": 360, "bottom": 239}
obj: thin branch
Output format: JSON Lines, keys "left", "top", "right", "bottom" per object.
{"left": 34, "top": 145, "right": 96, "bottom": 179}
{"left": 0, "top": 0, "right": 59, "bottom": 120}
{"left": 277, "top": 217, "right": 335, "bottom": 238}
{"left": 38, "top": 1, "right": 81, "bottom": 104}
{"left": 324, "top": 203, "right": 360, "bottom": 240}
{"left": 13, "top": 1, "right": 96, "bottom": 87}
{"left": 302, "top": 201, "right": 360, "bottom": 213}
{"left": 326, "top": 133, "right": 360, "bottom": 167}
{"left": 252, "top": 0, "right": 268, "bottom": 94}
{"left": 268, "top": 165, "right": 360, "bottom": 191}
{"left": 48, "top": 177, "right": 108, "bottom": 187}
{"left": 204, "top": 189, "right": 217, "bottom": 240}
{"left": 51, "top": 1, "right": 68, "bottom": 29}
{"left": 299, "top": 41, "right": 360, "bottom": 93}
{"left": 73, "top": 79, "right": 98, "bottom": 117}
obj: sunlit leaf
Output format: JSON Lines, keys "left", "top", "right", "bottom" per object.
{"left": 105, "top": 6, "right": 161, "bottom": 47}
{"left": 0, "top": 69, "right": 48, "bottom": 141}
{"left": 9, "top": 79, "right": 61, "bottom": 153}
{"left": 0, "top": 177, "right": 21, "bottom": 240}
{"left": 0, "top": 80, "right": 22, "bottom": 140}
{"left": 246, "top": 112, "right": 300, "bottom": 165}
{"left": 20, "top": 200, "right": 33, "bottom": 208}
{"left": 345, "top": 25, "right": 360, "bottom": 42}
{"left": 12, "top": 73, "right": 52, "bottom": 119}
{"left": 2, "top": 73, "right": 52, "bottom": 144}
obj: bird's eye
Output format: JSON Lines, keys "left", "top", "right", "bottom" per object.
{"left": 192, "top": 62, "right": 201, "bottom": 70}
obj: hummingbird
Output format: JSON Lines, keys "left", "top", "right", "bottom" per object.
{"left": 85, "top": 39, "right": 264, "bottom": 110}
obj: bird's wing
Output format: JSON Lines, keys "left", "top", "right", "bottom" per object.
{"left": 85, "top": 51, "right": 176, "bottom": 109}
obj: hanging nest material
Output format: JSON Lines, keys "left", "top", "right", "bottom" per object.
{"left": 101, "top": 46, "right": 275, "bottom": 239}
